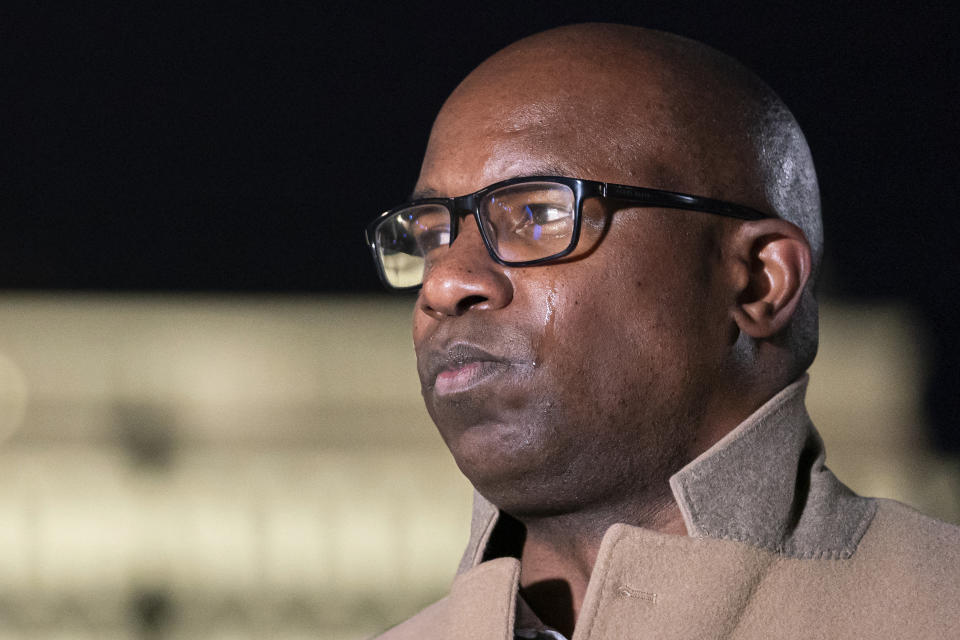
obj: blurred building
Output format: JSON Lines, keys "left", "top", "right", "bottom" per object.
{"left": 0, "top": 294, "right": 954, "bottom": 639}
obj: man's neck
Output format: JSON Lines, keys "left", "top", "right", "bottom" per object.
{"left": 516, "top": 496, "right": 687, "bottom": 638}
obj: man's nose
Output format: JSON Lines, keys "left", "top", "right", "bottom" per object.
{"left": 417, "top": 219, "right": 513, "bottom": 318}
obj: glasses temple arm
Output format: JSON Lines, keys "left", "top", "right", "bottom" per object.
{"left": 601, "top": 183, "right": 771, "bottom": 220}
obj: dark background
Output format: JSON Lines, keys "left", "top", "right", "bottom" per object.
{"left": 3, "top": 2, "right": 958, "bottom": 449}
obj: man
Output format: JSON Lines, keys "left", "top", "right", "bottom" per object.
{"left": 365, "top": 23, "right": 959, "bottom": 639}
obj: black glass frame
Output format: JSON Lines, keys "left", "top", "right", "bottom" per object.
{"left": 365, "top": 175, "right": 773, "bottom": 291}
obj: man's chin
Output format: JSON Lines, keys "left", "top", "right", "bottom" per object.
{"left": 441, "top": 420, "right": 567, "bottom": 507}
{"left": 445, "top": 417, "right": 541, "bottom": 459}
{"left": 465, "top": 466, "right": 586, "bottom": 521}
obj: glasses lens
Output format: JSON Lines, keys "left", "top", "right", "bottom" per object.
{"left": 480, "top": 182, "right": 576, "bottom": 262}
{"left": 374, "top": 204, "right": 450, "bottom": 288}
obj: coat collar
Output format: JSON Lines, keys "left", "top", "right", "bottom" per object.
{"left": 458, "top": 374, "right": 877, "bottom": 574}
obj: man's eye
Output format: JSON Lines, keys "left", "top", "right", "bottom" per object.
{"left": 513, "top": 204, "right": 571, "bottom": 238}
{"left": 416, "top": 226, "right": 450, "bottom": 254}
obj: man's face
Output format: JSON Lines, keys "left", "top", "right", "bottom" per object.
{"left": 411, "top": 87, "right": 735, "bottom": 517}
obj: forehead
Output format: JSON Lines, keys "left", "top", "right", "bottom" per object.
{"left": 415, "top": 69, "right": 691, "bottom": 199}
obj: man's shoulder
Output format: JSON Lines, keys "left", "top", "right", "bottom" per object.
{"left": 859, "top": 497, "right": 960, "bottom": 568}
{"left": 373, "top": 596, "right": 449, "bottom": 640}
{"left": 373, "top": 556, "right": 520, "bottom": 639}
{"left": 743, "top": 498, "right": 960, "bottom": 637}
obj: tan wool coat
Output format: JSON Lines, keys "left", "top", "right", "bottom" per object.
{"left": 377, "top": 377, "right": 960, "bottom": 639}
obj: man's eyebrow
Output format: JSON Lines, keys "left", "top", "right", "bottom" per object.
{"left": 531, "top": 163, "right": 571, "bottom": 177}
{"left": 409, "top": 186, "right": 440, "bottom": 200}
{"left": 408, "top": 166, "right": 574, "bottom": 201}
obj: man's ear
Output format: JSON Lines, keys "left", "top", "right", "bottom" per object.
{"left": 728, "top": 219, "right": 812, "bottom": 339}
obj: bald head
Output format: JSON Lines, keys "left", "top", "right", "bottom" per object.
{"left": 420, "top": 23, "right": 821, "bottom": 371}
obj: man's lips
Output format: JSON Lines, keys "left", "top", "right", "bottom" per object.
{"left": 434, "top": 360, "right": 512, "bottom": 396}
{"left": 421, "top": 342, "right": 528, "bottom": 397}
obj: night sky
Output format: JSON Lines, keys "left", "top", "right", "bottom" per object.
{"left": 3, "top": 3, "right": 959, "bottom": 445}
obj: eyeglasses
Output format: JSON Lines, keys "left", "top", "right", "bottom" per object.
{"left": 365, "top": 175, "right": 772, "bottom": 290}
